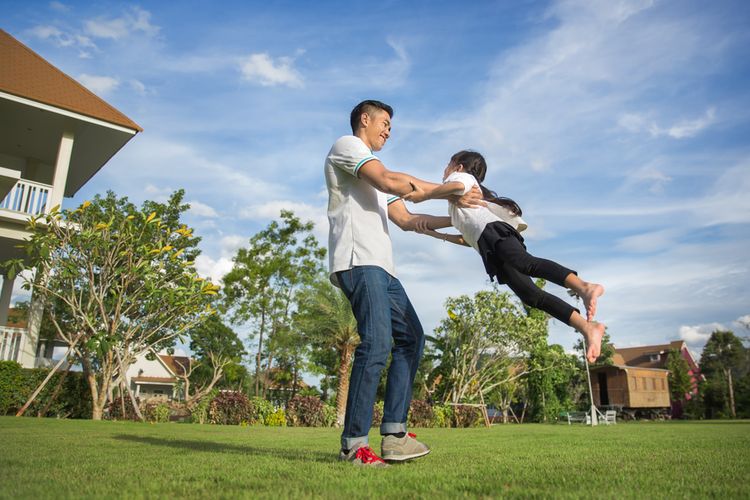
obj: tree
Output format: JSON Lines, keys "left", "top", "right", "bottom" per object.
{"left": 178, "top": 314, "right": 247, "bottom": 408}
{"left": 667, "top": 349, "right": 693, "bottom": 401}
{"left": 519, "top": 283, "right": 579, "bottom": 422}
{"left": 4, "top": 191, "right": 217, "bottom": 420}
{"left": 222, "top": 210, "right": 325, "bottom": 397}
{"left": 429, "top": 287, "right": 547, "bottom": 406}
{"left": 700, "top": 330, "right": 745, "bottom": 418}
{"left": 295, "top": 275, "right": 359, "bottom": 426}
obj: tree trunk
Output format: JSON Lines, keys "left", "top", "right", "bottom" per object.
{"left": 726, "top": 368, "right": 736, "bottom": 418}
{"left": 255, "top": 310, "right": 266, "bottom": 397}
{"left": 116, "top": 351, "right": 144, "bottom": 421}
{"left": 335, "top": 345, "right": 354, "bottom": 427}
{"left": 37, "top": 363, "right": 70, "bottom": 417}
{"left": 16, "top": 336, "right": 80, "bottom": 417}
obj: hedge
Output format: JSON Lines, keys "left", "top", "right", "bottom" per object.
{"left": 0, "top": 361, "right": 91, "bottom": 418}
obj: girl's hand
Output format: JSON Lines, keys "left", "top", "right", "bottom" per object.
{"left": 402, "top": 182, "right": 429, "bottom": 203}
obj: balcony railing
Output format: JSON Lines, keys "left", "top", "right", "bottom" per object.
{"left": 0, "top": 326, "right": 25, "bottom": 362}
{"left": 0, "top": 179, "right": 52, "bottom": 216}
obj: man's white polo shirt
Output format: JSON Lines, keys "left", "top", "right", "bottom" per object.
{"left": 325, "top": 135, "right": 398, "bottom": 286}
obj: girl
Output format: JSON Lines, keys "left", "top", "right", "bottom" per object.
{"left": 408, "top": 150, "right": 606, "bottom": 363}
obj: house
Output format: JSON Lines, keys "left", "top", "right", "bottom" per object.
{"left": 0, "top": 28, "right": 141, "bottom": 368}
{"left": 589, "top": 340, "right": 702, "bottom": 418}
{"left": 125, "top": 350, "right": 191, "bottom": 401}
{"left": 615, "top": 340, "right": 702, "bottom": 400}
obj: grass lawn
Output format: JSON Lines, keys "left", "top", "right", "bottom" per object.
{"left": 1, "top": 417, "right": 748, "bottom": 499}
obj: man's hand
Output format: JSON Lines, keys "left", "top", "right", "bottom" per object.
{"left": 401, "top": 182, "right": 430, "bottom": 204}
{"left": 413, "top": 216, "right": 431, "bottom": 233}
{"left": 451, "top": 185, "right": 486, "bottom": 208}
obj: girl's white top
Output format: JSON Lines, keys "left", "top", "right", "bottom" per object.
{"left": 446, "top": 171, "right": 527, "bottom": 251}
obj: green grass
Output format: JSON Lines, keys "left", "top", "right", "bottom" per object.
{"left": 1, "top": 417, "right": 749, "bottom": 499}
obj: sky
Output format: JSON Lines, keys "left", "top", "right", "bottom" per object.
{"left": 4, "top": 0, "right": 750, "bottom": 364}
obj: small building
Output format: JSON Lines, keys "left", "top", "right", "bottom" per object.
{"left": 589, "top": 363, "right": 671, "bottom": 410}
{"left": 588, "top": 342, "right": 700, "bottom": 418}
{"left": 125, "top": 350, "right": 191, "bottom": 401}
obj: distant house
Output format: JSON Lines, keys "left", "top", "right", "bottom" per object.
{"left": 615, "top": 340, "right": 702, "bottom": 399}
{"left": 125, "top": 350, "right": 191, "bottom": 401}
{"left": 589, "top": 340, "right": 703, "bottom": 418}
{"left": 0, "top": 28, "right": 141, "bottom": 368}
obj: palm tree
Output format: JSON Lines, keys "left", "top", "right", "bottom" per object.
{"left": 296, "top": 276, "right": 359, "bottom": 426}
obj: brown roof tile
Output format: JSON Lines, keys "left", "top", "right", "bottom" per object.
{"left": 159, "top": 355, "right": 191, "bottom": 376}
{"left": 0, "top": 29, "right": 142, "bottom": 132}
{"left": 615, "top": 341, "right": 686, "bottom": 369}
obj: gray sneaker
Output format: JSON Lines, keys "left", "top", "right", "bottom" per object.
{"left": 381, "top": 432, "right": 431, "bottom": 462}
{"left": 339, "top": 446, "right": 389, "bottom": 467}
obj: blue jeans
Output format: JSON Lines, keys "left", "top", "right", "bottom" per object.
{"left": 336, "top": 266, "right": 425, "bottom": 451}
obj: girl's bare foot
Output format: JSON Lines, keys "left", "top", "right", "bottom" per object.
{"left": 582, "top": 322, "right": 606, "bottom": 364}
{"left": 580, "top": 283, "right": 605, "bottom": 321}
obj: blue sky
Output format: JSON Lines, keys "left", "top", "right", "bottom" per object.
{"left": 4, "top": 0, "right": 750, "bottom": 361}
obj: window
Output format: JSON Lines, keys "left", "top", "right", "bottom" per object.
{"left": 649, "top": 354, "right": 661, "bottom": 362}
{"left": 632, "top": 377, "right": 638, "bottom": 390}
{"left": 661, "top": 379, "right": 666, "bottom": 390}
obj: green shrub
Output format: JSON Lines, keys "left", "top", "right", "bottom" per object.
{"left": 190, "top": 390, "right": 217, "bottom": 424}
{"left": 0, "top": 362, "right": 91, "bottom": 418}
{"left": 431, "top": 404, "right": 452, "bottom": 428}
{"left": 265, "top": 408, "right": 287, "bottom": 427}
{"left": 143, "top": 399, "right": 171, "bottom": 423}
{"left": 408, "top": 399, "right": 434, "bottom": 427}
{"left": 106, "top": 394, "right": 141, "bottom": 421}
{"left": 0, "top": 361, "right": 24, "bottom": 414}
{"left": 209, "top": 391, "right": 252, "bottom": 425}
{"left": 250, "top": 396, "right": 274, "bottom": 425}
{"left": 322, "top": 404, "right": 337, "bottom": 427}
{"left": 286, "top": 395, "right": 325, "bottom": 427}
{"left": 371, "top": 401, "right": 384, "bottom": 427}
{"left": 452, "top": 405, "right": 483, "bottom": 427}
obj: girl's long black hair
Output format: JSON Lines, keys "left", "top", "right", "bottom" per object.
{"left": 450, "top": 150, "right": 522, "bottom": 216}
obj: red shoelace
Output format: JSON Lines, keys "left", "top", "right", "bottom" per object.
{"left": 408, "top": 432, "right": 417, "bottom": 439}
{"left": 355, "top": 446, "right": 386, "bottom": 464}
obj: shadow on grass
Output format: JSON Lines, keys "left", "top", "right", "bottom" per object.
{"left": 113, "top": 434, "right": 335, "bottom": 464}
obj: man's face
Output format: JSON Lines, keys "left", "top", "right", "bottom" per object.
{"left": 363, "top": 109, "right": 391, "bottom": 151}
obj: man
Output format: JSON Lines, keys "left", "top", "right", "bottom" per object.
{"left": 324, "top": 100, "right": 482, "bottom": 466}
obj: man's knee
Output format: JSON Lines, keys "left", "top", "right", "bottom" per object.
{"left": 356, "top": 335, "right": 392, "bottom": 364}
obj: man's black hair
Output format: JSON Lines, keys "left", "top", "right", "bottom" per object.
{"left": 350, "top": 100, "right": 393, "bottom": 133}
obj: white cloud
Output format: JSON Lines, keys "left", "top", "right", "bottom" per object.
{"left": 77, "top": 73, "right": 119, "bottom": 96}
{"left": 618, "top": 108, "right": 717, "bottom": 140}
{"left": 84, "top": 6, "right": 159, "bottom": 40}
{"left": 129, "top": 79, "right": 147, "bottom": 95}
{"left": 651, "top": 108, "right": 717, "bottom": 139}
{"left": 49, "top": 1, "right": 70, "bottom": 12}
{"left": 239, "top": 53, "right": 303, "bottom": 88}
{"left": 616, "top": 227, "right": 682, "bottom": 253}
{"left": 679, "top": 323, "right": 724, "bottom": 347}
{"left": 194, "top": 254, "right": 234, "bottom": 282}
{"left": 187, "top": 200, "right": 218, "bottom": 218}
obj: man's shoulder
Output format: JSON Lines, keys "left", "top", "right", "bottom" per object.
{"left": 331, "top": 135, "right": 367, "bottom": 152}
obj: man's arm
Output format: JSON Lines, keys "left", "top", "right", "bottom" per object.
{"left": 359, "top": 159, "right": 486, "bottom": 207}
{"left": 358, "top": 159, "right": 439, "bottom": 198}
{"left": 387, "top": 199, "right": 452, "bottom": 232}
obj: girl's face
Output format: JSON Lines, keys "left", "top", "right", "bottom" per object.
{"left": 442, "top": 161, "right": 463, "bottom": 181}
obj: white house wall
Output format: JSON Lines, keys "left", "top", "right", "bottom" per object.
{"left": 126, "top": 353, "right": 173, "bottom": 380}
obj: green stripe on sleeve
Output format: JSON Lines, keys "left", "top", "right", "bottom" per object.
{"left": 353, "top": 156, "right": 377, "bottom": 175}
{"left": 386, "top": 196, "right": 400, "bottom": 205}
